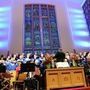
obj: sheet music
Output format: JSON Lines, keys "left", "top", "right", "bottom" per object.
{"left": 56, "top": 62, "right": 70, "bottom": 68}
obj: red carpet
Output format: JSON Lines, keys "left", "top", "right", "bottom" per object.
{"left": 52, "top": 87, "right": 90, "bottom": 90}
{"left": 62, "top": 87, "right": 90, "bottom": 90}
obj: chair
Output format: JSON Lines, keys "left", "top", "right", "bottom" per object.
{"left": 0, "top": 78, "right": 10, "bottom": 90}
{"left": 0, "top": 72, "right": 12, "bottom": 90}
{"left": 9, "top": 70, "right": 17, "bottom": 85}
{"left": 18, "top": 73, "right": 27, "bottom": 80}
{"left": 13, "top": 72, "right": 27, "bottom": 90}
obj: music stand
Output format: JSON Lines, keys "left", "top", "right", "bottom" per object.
{"left": 20, "top": 62, "right": 37, "bottom": 90}
{"left": 20, "top": 62, "right": 35, "bottom": 78}
{"left": 0, "top": 64, "right": 6, "bottom": 73}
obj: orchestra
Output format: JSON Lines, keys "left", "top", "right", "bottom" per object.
{"left": 0, "top": 51, "right": 90, "bottom": 90}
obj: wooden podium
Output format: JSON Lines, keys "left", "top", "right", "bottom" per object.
{"left": 46, "top": 67, "right": 86, "bottom": 90}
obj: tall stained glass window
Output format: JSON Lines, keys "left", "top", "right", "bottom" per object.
{"left": 24, "top": 4, "right": 60, "bottom": 54}
{"left": 83, "top": 0, "right": 90, "bottom": 33}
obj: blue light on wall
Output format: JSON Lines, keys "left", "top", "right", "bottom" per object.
{"left": 0, "top": 22, "right": 9, "bottom": 28}
{"left": 66, "top": 1, "right": 90, "bottom": 48}
{"left": 74, "top": 41, "right": 90, "bottom": 47}
{"left": 0, "top": 7, "right": 11, "bottom": 49}
{"left": 69, "top": 9, "right": 83, "bottom": 14}
{"left": 74, "top": 31, "right": 89, "bottom": 37}
{"left": 72, "top": 24, "right": 87, "bottom": 29}
{"left": 0, "top": 31, "right": 7, "bottom": 36}
{"left": 0, "top": 41, "right": 8, "bottom": 48}
{"left": 0, "top": 7, "right": 11, "bottom": 12}
{"left": 72, "top": 14, "right": 84, "bottom": 19}
{"left": 72, "top": 19, "right": 85, "bottom": 24}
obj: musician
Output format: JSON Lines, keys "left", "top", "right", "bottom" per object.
{"left": 25, "top": 53, "right": 34, "bottom": 63}
{"left": 17, "top": 53, "right": 25, "bottom": 63}
{"left": 0, "top": 58, "right": 5, "bottom": 64}
{"left": 25, "top": 53, "right": 31, "bottom": 62}
{"left": 5, "top": 58, "right": 18, "bottom": 71}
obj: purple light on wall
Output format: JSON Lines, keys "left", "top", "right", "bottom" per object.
{"left": 66, "top": 0, "right": 90, "bottom": 48}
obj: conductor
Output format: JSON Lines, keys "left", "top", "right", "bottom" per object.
{"left": 54, "top": 48, "right": 65, "bottom": 62}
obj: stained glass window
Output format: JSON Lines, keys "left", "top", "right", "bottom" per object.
{"left": 83, "top": 0, "right": 90, "bottom": 33}
{"left": 24, "top": 4, "right": 60, "bottom": 54}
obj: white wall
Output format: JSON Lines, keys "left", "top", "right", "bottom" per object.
{"left": 0, "top": 0, "right": 89, "bottom": 55}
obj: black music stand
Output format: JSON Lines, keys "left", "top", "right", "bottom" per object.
{"left": 20, "top": 62, "right": 35, "bottom": 78}
{"left": 0, "top": 64, "right": 6, "bottom": 73}
{"left": 21, "top": 62, "right": 39, "bottom": 90}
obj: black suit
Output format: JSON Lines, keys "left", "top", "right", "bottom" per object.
{"left": 54, "top": 51, "right": 65, "bottom": 62}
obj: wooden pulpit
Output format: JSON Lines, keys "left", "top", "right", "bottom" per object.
{"left": 46, "top": 67, "right": 86, "bottom": 90}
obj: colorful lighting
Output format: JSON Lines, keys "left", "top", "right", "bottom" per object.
{"left": 75, "top": 41, "right": 90, "bottom": 47}
{"left": 0, "top": 7, "right": 11, "bottom": 49}
{"left": 66, "top": 0, "right": 90, "bottom": 48}
{"left": 0, "top": 41, "right": 8, "bottom": 48}
{"left": 0, "top": 7, "right": 11, "bottom": 12}
{"left": 73, "top": 31, "right": 89, "bottom": 37}
{"left": 69, "top": 9, "right": 83, "bottom": 14}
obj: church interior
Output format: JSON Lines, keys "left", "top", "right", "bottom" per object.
{"left": 0, "top": 0, "right": 90, "bottom": 90}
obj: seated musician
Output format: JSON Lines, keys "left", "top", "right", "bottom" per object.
{"left": 44, "top": 53, "right": 52, "bottom": 69}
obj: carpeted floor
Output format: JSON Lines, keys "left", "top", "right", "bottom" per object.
{"left": 51, "top": 87, "right": 90, "bottom": 90}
